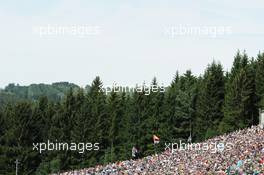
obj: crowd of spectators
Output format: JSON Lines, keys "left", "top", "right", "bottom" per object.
{"left": 54, "top": 125, "right": 264, "bottom": 175}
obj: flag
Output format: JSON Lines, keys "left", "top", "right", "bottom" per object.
{"left": 153, "top": 135, "right": 160, "bottom": 144}
{"left": 187, "top": 135, "right": 192, "bottom": 143}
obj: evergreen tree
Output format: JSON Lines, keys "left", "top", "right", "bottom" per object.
{"left": 1, "top": 51, "right": 263, "bottom": 174}
{"left": 143, "top": 78, "right": 165, "bottom": 155}
{"left": 70, "top": 89, "right": 88, "bottom": 169}
{"left": 161, "top": 72, "right": 180, "bottom": 142}
{"left": 194, "top": 62, "right": 225, "bottom": 140}
{"left": 117, "top": 92, "right": 133, "bottom": 160}
{"left": 256, "top": 52, "right": 264, "bottom": 109}
{"left": 107, "top": 91, "right": 121, "bottom": 162}
{"left": 161, "top": 71, "right": 197, "bottom": 144}
{"left": 175, "top": 71, "right": 197, "bottom": 141}
{"left": 130, "top": 83, "right": 148, "bottom": 156}
{"left": 219, "top": 52, "right": 258, "bottom": 133}
{"left": 1, "top": 102, "right": 42, "bottom": 174}
{"left": 87, "top": 77, "right": 108, "bottom": 164}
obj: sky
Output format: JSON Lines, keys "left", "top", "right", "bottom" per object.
{"left": 0, "top": 0, "right": 264, "bottom": 88}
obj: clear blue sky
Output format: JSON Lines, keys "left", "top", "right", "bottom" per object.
{"left": 0, "top": 0, "right": 263, "bottom": 88}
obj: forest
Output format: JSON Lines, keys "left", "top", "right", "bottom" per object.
{"left": 0, "top": 51, "right": 264, "bottom": 174}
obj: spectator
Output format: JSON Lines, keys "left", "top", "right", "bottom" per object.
{"left": 53, "top": 125, "right": 264, "bottom": 175}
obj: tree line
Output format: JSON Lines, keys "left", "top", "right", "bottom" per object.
{"left": 0, "top": 51, "right": 264, "bottom": 174}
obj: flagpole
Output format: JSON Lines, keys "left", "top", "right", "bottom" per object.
{"left": 154, "top": 143, "right": 157, "bottom": 155}
{"left": 189, "top": 117, "right": 192, "bottom": 143}
{"left": 15, "top": 159, "right": 19, "bottom": 175}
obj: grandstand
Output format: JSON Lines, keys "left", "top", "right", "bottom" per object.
{"left": 55, "top": 125, "right": 264, "bottom": 174}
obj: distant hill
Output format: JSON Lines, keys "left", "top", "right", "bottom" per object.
{"left": 0, "top": 82, "right": 81, "bottom": 106}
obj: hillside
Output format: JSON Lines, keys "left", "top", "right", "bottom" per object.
{"left": 1, "top": 52, "right": 264, "bottom": 174}
{"left": 57, "top": 126, "right": 264, "bottom": 174}
{"left": 0, "top": 82, "right": 80, "bottom": 104}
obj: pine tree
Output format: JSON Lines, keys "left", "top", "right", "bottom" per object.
{"left": 0, "top": 110, "right": 5, "bottom": 142}
{"left": 161, "top": 71, "right": 197, "bottom": 144}
{"left": 1, "top": 102, "right": 42, "bottom": 174}
{"left": 143, "top": 78, "right": 165, "bottom": 155}
{"left": 59, "top": 88, "right": 77, "bottom": 170}
{"left": 1, "top": 50, "right": 264, "bottom": 174}
{"left": 219, "top": 52, "right": 258, "bottom": 133}
{"left": 107, "top": 91, "right": 121, "bottom": 162}
{"left": 0, "top": 110, "right": 6, "bottom": 174}
{"left": 70, "top": 89, "right": 88, "bottom": 169}
{"left": 129, "top": 83, "right": 149, "bottom": 156}
{"left": 87, "top": 77, "right": 108, "bottom": 164}
{"left": 195, "top": 62, "right": 225, "bottom": 140}
{"left": 256, "top": 52, "right": 264, "bottom": 109}
{"left": 117, "top": 92, "right": 132, "bottom": 160}
{"left": 175, "top": 71, "right": 197, "bottom": 141}
{"left": 161, "top": 72, "right": 180, "bottom": 142}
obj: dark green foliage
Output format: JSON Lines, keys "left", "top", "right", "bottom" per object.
{"left": 0, "top": 51, "right": 263, "bottom": 174}
{"left": 1, "top": 82, "right": 80, "bottom": 103}
{"left": 219, "top": 52, "right": 258, "bottom": 133}
{"left": 0, "top": 91, "right": 20, "bottom": 110}
{"left": 194, "top": 62, "right": 225, "bottom": 140}
{"left": 256, "top": 52, "right": 264, "bottom": 108}
{"left": 161, "top": 71, "right": 197, "bottom": 145}
{"left": 87, "top": 77, "right": 108, "bottom": 164}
